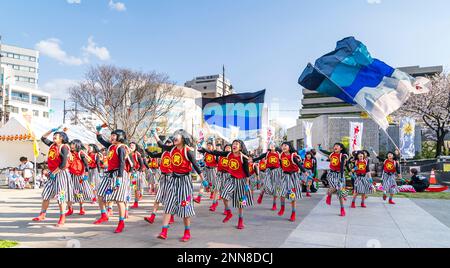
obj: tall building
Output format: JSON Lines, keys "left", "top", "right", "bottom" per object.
{"left": 287, "top": 65, "right": 443, "bottom": 155}
{"left": 184, "top": 74, "right": 233, "bottom": 98}
{"left": 1, "top": 43, "right": 50, "bottom": 125}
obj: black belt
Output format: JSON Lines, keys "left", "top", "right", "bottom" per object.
{"left": 268, "top": 167, "right": 279, "bottom": 170}
{"left": 161, "top": 172, "right": 172, "bottom": 176}
{"left": 205, "top": 166, "right": 217, "bottom": 169}
{"left": 172, "top": 173, "right": 190, "bottom": 177}
{"left": 230, "top": 176, "right": 245, "bottom": 180}
{"left": 283, "top": 171, "right": 297, "bottom": 175}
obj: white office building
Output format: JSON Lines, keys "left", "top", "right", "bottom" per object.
{"left": 184, "top": 74, "right": 233, "bottom": 98}
{"left": 1, "top": 43, "right": 50, "bottom": 125}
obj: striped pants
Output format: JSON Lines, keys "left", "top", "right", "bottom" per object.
{"left": 382, "top": 172, "right": 399, "bottom": 195}
{"left": 259, "top": 171, "right": 266, "bottom": 188}
{"left": 249, "top": 174, "right": 258, "bottom": 191}
{"left": 97, "top": 170, "right": 131, "bottom": 203}
{"left": 327, "top": 171, "right": 348, "bottom": 198}
{"left": 354, "top": 174, "right": 373, "bottom": 194}
{"left": 204, "top": 167, "right": 218, "bottom": 190}
{"left": 41, "top": 169, "right": 74, "bottom": 204}
{"left": 147, "top": 169, "right": 158, "bottom": 184}
{"left": 216, "top": 171, "right": 228, "bottom": 193}
{"left": 301, "top": 170, "right": 314, "bottom": 184}
{"left": 155, "top": 173, "right": 171, "bottom": 204}
{"left": 88, "top": 168, "right": 101, "bottom": 191}
{"left": 164, "top": 173, "right": 195, "bottom": 218}
{"left": 279, "top": 172, "right": 303, "bottom": 201}
{"left": 72, "top": 174, "right": 96, "bottom": 203}
{"left": 221, "top": 177, "right": 254, "bottom": 209}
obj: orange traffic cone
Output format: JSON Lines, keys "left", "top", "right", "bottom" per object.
{"left": 429, "top": 170, "right": 437, "bottom": 185}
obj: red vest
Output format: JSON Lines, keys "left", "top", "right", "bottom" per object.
{"left": 303, "top": 158, "right": 314, "bottom": 170}
{"left": 280, "top": 152, "right": 300, "bottom": 173}
{"left": 131, "top": 152, "right": 141, "bottom": 170}
{"left": 47, "top": 144, "right": 70, "bottom": 172}
{"left": 170, "top": 147, "right": 193, "bottom": 174}
{"left": 383, "top": 159, "right": 397, "bottom": 173}
{"left": 266, "top": 151, "right": 280, "bottom": 168}
{"left": 227, "top": 153, "right": 247, "bottom": 179}
{"left": 355, "top": 160, "right": 368, "bottom": 175}
{"left": 107, "top": 144, "right": 130, "bottom": 172}
{"left": 248, "top": 163, "right": 255, "bottom": 175}
{"left": 204, "top": 153, "right": 218, "bottom": 168}
{"left": 217, "top": 156, "right": 229, "bottom": 172}
{"left": 88, "top": 153, "right": 97, "bottom": 169}
{"left": 329, "top": 153, "right": 343, "bottom": 172}
{"left": 160, "top": 151, "right": 172, "bottom": 174}
{"left": 259, "top": 159, "right": 267, "bottom": 172}
{"left": 69, "top": 151, "right": 85, "bottom": 176}
{"left": 149, "top": 158, "right": 159, "bottom": 169}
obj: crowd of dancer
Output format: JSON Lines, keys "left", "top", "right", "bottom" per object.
{"left": 31, "top": 126, "right": 401, "bottom": 242}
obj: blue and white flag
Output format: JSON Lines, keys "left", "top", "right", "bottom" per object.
{"left": 400, "top": 117, "right": 416, "bottom": 159}
{"left": 298, "top": 37, "right": 430, "bottom": 130}
{"left": 202, "top": 90, "right": 266, "bottom": 144}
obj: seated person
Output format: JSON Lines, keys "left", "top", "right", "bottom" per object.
{"left": 8, "top": 169, "right": 25, "bottom": 189}
{"left": 408, "top": 168, "right": 430, "bottom": 192}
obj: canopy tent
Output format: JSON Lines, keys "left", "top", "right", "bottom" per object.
{"left": 0, "top": 117, "right": 98, "bottom": 169}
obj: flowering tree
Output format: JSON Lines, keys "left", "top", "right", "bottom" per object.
{"left": 397, "top": 73, "right": 450, "bottom": 157}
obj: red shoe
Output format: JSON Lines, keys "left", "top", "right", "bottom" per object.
{"left": 158, "top": 227, "right": 169, "bottom": 240}
{"left": 257, "top": 194, "right": 263, "bottom": 204}
{"left": 237, "top": 218, "right": 245, "bottom": 230}
{"left": 181, "top": 229, "right": 191, "bottom": 242}
{"left": 145, "top": 214, "right": 156, "bottom": 224}
{"left": 223, "top": 210, "right": 233, "bottom": 223}
{"left": 169, "top": 215, "right": 175, "bottom": 225}
{"left": 278, "top": 206, "right": 285, "bottom": 216}
{"left": 131, "top": 202, "right": 139, "bottom": 209}
{"left": 210, "top": 192, "right": 214, "bottom": 200}
{"left": 65, "top": 208, "right": 74, "bottom": 217}
{"left": 361, "top": 203, "right": 367, "bottom": 208}
{"left": 351, "top": 202, "right": 356, "bottom": 208}
{"left": 340, "top": 208, "right": 346, "bottom": 217}
{"left": 93, "top": 213, "right": 109, "bottom": 224}
{"left": 79, "top": 208, "right": 86, "bottom": 215}
{"left": 326, "top": 195, "right": 332, "bottom": 206}
{"left": 209, "top": 203, "right": 218, "bottom": 212}
{"left": 389, "top": 200, "right": 396, "bottom": 205}
{"left": 32, "top": 213, "right": 46, "bottom": 222}
{"left": 306, "top": 192, "right": 311, "bottom": 198}
{"left": 56, "top": 215, "right": 66, "bottom": 227}
{"left": 92, "top": 197, "right": 97, "bottom": 203}
{"left": 114, "top": 221, "right": 125, "bottom": 233}
{"left": 223, "top": 209, "right": 228, "bottom": 216}
{"left": 271, "top": 204, "right": 277, "bottom": 211}
{"left": 289, "top": 212, "right": 296, "bottom": 222}
{"left": 383, "top": 195, "right": 387, "bottom": 201}
{"left": 194, "top": 196, "right": 202, "bottom": 204}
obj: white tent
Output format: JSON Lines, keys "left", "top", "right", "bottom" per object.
{"left": 0, "top": 117, "right": 98, "bottom": 169}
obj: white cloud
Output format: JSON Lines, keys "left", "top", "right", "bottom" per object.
{"left": 367, "top": 0, "right": 381, "bottom": 4}
{"left": 109, "top": 0, "right": 126, "bottom": 12}
{"left": 67, "top": 0, "right": 81, "bottom": 4}
{"left": 35, "top": 38, "right": 85, "bottom": 66}
{"left": 41, "top": 79, "right": 79, "bottom": 100}
{"left": 82, "top": 36, "right": 111, "bottom": 61}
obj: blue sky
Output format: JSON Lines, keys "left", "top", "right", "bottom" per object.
{"left": 1, "top": 0, "right": 449, "bottom": 127}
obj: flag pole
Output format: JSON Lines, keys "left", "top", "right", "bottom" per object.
{"left": 308, "top": 63, "right": 401, "bottom": 153}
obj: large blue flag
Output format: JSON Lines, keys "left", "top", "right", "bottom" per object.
{"left": 298, "top": 37, "right": 429, "bottom": 130}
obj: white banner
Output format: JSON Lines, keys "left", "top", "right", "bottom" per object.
{"left": 303, "top": 121, "right": 313, "bottom": 149}
{"left": 349, "top": 122, "right": 363, "bottom": 154}
{"left": 400, "top": 117, "right": 416, "bottom": 159}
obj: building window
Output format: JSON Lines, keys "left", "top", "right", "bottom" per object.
{"left": 10, "top": 106, "right": 19, "bottom": 114}
{"left": 11, "top": 91, "right": 30, "bottom": 103}
{"left": 22, "top": 108, "right": 28, "bottom": 113}
{"left": 43, "top": 112, "right": 49, "bottom": 118}
{"left": 33, "top": 110, "right": 39, "bottom": 117}
{"left": 302, "top": 102, "right": 354, "bottom": 109}
{"left": 32, "top": 95, "right": 48, "bottom": 106}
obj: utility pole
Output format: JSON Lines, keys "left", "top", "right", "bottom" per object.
{"left": 63, "top": 100, "right": 66, "bottom": 124}
{"left": 222, "top": 65, "right": 226, "bottom": 97}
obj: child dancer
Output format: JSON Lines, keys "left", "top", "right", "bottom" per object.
{"left": 258, "top": 157, "right": 267, "bottom": 191}
{"left": 94, "top": 127, "right": 132, "bottom": 233}
{"left": 144, "top": 135, "right": 176, "bottom": 224}
{"left": 302, "top": 151, "right": 317, "bottom": 197}
{"left": 201, "top": 140, "right": 253, "bottom": 230}
{"left": 147, "top": 156, "right": 159, "bottom": 195}
{"left": 87, "top": 144, "right": 103, "bottom": 203}
{"left": 254, "top": 143, "right": 281, "bottom": 211}
{"left": 351, "top": 151, "right": 372, "bottom": 208}
{"left": 129, "top": 142, "right": 148, "bottom": 209}
{"left": 196, "top": 140, "right": 219, "bottom": 206}
{"left": 154, "top": 129, "right": 204, "bottom": 242}
{"left": 278, "top": 142, "right": 305, "bottom": 222}
{"left": 248, "top": 158, "right": 259, "bottom": 198}
{"left": 381, "top": 152, "right": 400, "bottom": 204}
{"left": 67, "top": 140, "right": 95, "bottom": 216}
{"left": 320, "top": 143, "right": 349, "bottom": 217}
{"left": 32, "top": 127, "right": 73, "bottom": 227}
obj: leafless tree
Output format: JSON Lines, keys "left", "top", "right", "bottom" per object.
{"left": 396, "top": 73, "right": 450, "bottom": 157}
{"left": 69, "top": 65, "right": 183, "bottom": 142}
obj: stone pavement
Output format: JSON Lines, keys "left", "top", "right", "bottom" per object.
{"left": 2, "top": 187, "right": 450, "bottom": 248}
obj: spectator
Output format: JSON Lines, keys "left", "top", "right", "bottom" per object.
{"left": 34, "top": 169, "right": 49, "bottom": 189}
{"left": 18, "top": 157, "right": 34, "bottom": 186}
{"left": 408, "top": 168, "right": 430, "bottom": 192}
{"left": 8, "top": 168, "right": 25, "bottom": 189}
